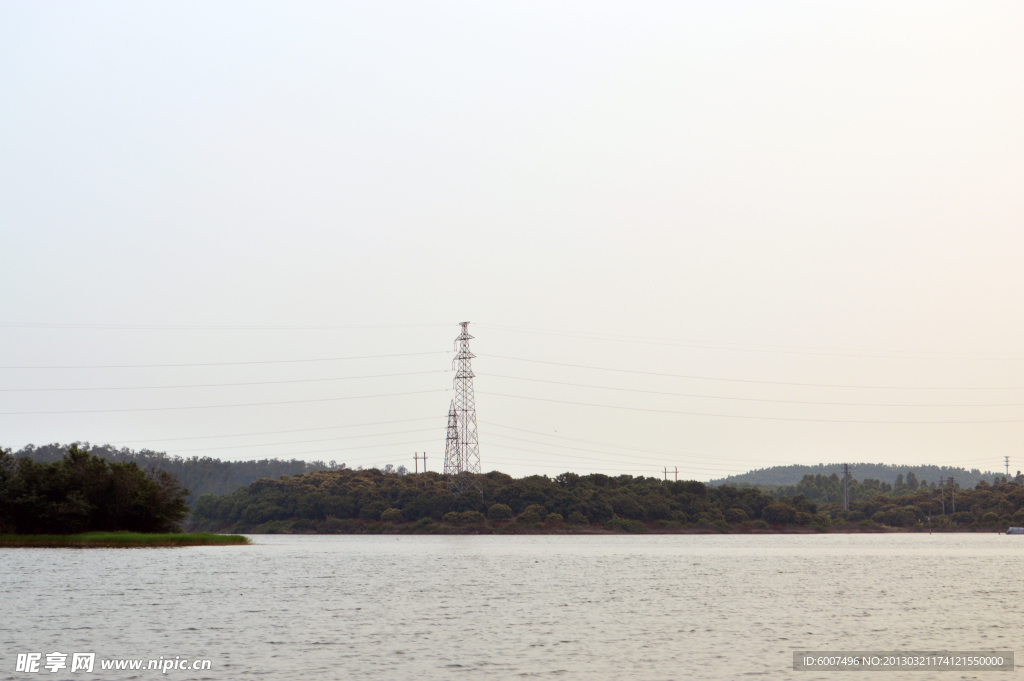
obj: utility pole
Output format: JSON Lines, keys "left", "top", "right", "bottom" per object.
{"left": 1005, "top": 456, "right": 1010, "bottom": 477}
{"left": 948, "top": 477, "right": 956, "bottom": 514}
{"left": 414, "top": 452, "right": 427, "bottom": 487}
{"left": 663, "top": 467, "right": 668, "bottom": 481}
{"left": 444, "top": 322, "right": 482, "bottom": 495}
{"left": 842, "top": 463, "right": 851, "bottom": 511}
{"left": 674, "top": 467, "right": 678, "bottom": 482}
{"left": 940, "top": 478, "right": 945, "bottom": 515}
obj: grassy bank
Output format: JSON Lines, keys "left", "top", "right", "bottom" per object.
{"left": 0, "top": 532, "right": 251, "bottom": 548}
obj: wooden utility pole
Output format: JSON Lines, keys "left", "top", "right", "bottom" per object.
{"left": 414, "top": 453, "right": 428, "bottom": 487}
{"left": 674, "top": 467, "right": 678, "bottom": 482}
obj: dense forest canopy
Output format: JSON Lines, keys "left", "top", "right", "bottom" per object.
{"left": 710, "top": 463, "right": 1005, "bottom": 488}
{"left": 189, "top": 466, "right": 1024, "bottom": 534}
{"left": 189, "top": 468, "right": 762, "bottom": 532}
{"left": 0, "top": 445, "right": 189, "bottom": 534}
{"left": 15, "top": 443, "right": 348, "bottom": 504}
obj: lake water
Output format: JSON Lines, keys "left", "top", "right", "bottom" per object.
{"left": 3, "top": 534, "right": 1023, "bottom": 680}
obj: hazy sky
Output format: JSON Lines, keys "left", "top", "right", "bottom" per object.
{"left": 2, "top": 2, "right": 1023, "bottom": 480}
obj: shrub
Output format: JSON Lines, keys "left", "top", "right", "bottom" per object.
{"left": 487, "top": 503, "right": 513, "bottom": 521}
{"left": 752, "top": 519, "right": 769, "bottom": 530}
{"left": 1013, "top": 509, "right": 1024, "bottom": 524}
{"left": 545, "top": 513, "right": 563, "bottom": 523}
{"left": 950, "top": 511, "right": 974, "bottom": 525}
{"left": 724, "top": 508, "right": 748, "bottom": 524}
{"left": 604, "top": 517, "right": 646, "bottom": 533}
{"left": 253, "top": 520, "right": 292, "bottom": 534}
{"left": 517, "top": 504, "right": 547, "bottom": 524}
{"left": 714, "top": 519, "right": 731, "bottom": 533}
{"left": 442, "top": 511, "right": 461, "bottom": 524}
{"left": 871, "top": 506, "right": 924, "bottom": 527}
{"left": 981, "top": 511, "right": 1001, "bottom": 526}
{"left": 761, "top": 503, "right": 797, "bottom": 526}
{"left": 359, "top": 501, "right": 388, "bottom": 521}
{"left": 567, "top": 511, "right": 588, "bottom": 525}
{"left": 381, "top": 508, "right": 404, "bottom": 523}
{"left": 517, "top": 510, "right": 543, "bottom": 524}
{"left": 846, "top": 511, "right": 865, "bottom": 523}
{"left": 459, "top": 511, "right": 485, "bottom": 525}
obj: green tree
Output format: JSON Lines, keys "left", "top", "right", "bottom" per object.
{"left": 487, "top": 503, "right": 513, "bottom": 520}
{"left": 0, "top": 445, "right": 188, "bottom": 534}
{"left": 724, "top": 508, "right": 748, "bottom": 523}
{"left": 761, "top": 503, "right": 797, "bottom": 526}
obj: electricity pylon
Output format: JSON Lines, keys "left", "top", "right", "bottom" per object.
{"left": 444, "top": 322, "right": 482, "bottom": 495}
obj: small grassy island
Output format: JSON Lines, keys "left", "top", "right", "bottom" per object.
{"left": 0, "top": 532, "right": 249, "bottom": 548}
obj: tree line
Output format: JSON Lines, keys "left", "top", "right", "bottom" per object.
{"left": 9, "top": 442, "right": 1024, "bottom": 534}
{"left": 711, "top": 463, "right": 1005, "bottom": 489}
{"left": 772, "top": 472, "right": 1024, "bottom": 527}
{"left": 14, "top": 443, "right": 347, "bottom": 504}
{"left": 189, "top": 468, "right": 771, "bottom": 532}
{"left": 0, "top": 446, "right": 189, "bottom": 534}
{"left": 188, "top": 465, "right": 1024, "bottom": 533}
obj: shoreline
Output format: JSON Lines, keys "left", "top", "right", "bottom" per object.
{"left": 205, "top": 521, "right": 1011, "bottom": 536}
{"left": 0, "top": 532, "right": 251, "bottom": 548}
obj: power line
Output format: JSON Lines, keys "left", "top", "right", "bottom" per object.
{"left": 0, "top": 351, "right": 448, "bottom": 370}
{"left": 480, "top": 435, "right": 744, "bottom": 474}
{"left": 103, "top": 416, "right": 442, "bottom": 444}
{"left": 0, "top": 322, "right": 452, "bottom": 331}
{"left": 481, "top": 421, "right": 775, "bottom": 466}
{"left": 480, "top": 444, "right": 740, "bottom": 474}
{"left": 169, "top": 427, "right": 440, "bottom": 453}
{"left": 0, "top": 388, "right": 449, "bottom": 415}
{"left": 0, "top": 370, "right": 445, "bottom": 392}
{"left": 484, "top": 458, "right": 678, "bottom": 474}
{"left": 475, "top": 324, "right": 1024, "bottom": 361}
{"left": 479, "top": 373, "right": 1024, "bottom": 407}
{"left": 481, "top": 354, "right": 1024, "bottom": 390}
{"left": 165, "top": 438, "right": 439, "bottom": 459}
{"left": 478, "top": 390, "right": 1024, "bottom": 423}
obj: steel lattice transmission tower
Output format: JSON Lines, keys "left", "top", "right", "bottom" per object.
{"left": 444, "top": 322, "right": 482, "bottom": 495}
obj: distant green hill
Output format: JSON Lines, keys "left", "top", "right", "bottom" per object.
{"left": 709, "top": 463, "right": 1008, "bottom": 489}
